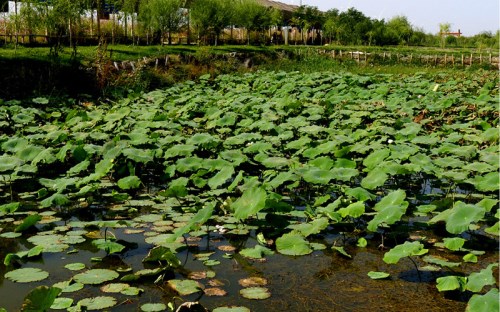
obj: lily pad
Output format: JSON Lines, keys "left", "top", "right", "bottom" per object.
{"left": 466, "top": 288, "right": 499, "bottom": 312}
{"left": 276, "top": 232, "right": 312, "bottom": 256}
{"left": 64, "top": 262, "right": 86, "bottom": 271}
{"left": 367, "top": 271, "right": 390, "bottom": 280}
{"left": 167, "top": 279, "right": 203, "bottom": 295}
{"left": 21, "top": 286, "right": 61, "bottom": 311}
{"left": 383, "top": 241, "right": 428, "bottom": 264}
{"left": 5, "top": 267, "right": 49, "bottom": 283}
{"left": 140, "top": 303, "right": 167, "bottom": 312}
{"left": 73, "top": 269, "right": 119, "bottom": 285}
{"left": 50, "top": 297, "right": 74, "bottom": 310}
{"left": 77, "top": 296, "right": 117, "bottom": 310}
{"left": 239, "top": 287, "right": 271, "bottom": 300}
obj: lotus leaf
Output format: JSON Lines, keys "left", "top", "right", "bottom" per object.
{"left": 239, "top": 245, "right": 274, "bottom": 259}
{"left": 50, "top": 297, "right": 74, "bottom": 310}
{"left": 5, "top": 267, "right": 49, "bottom": 283}
{"left": 367, "top": 271, "right": 390, "bottom": 279}
{"left": 466, "top": 263, "right": 498, "bottom": 292}
{"left": 383, "top": 241, "right": 428, "bottom": 264}
{"left": 442, "top": 237, "right": 465, "bottom": 251}
{"left": 239, "top": 287, "right": 271, "bottom": 300}
{"left": 73, "top": 269, "right": 119, "bottom": 284}
{"left": 436, "top": 276, "right": 467, "bottom": 292}
{"left": 276, "top": 232, "right": 312, "bottom": 256}
{"left": 15, "top": 214, "right": 42, "bottom": 232}
{"left": 64, "top": 262, "right": 86, "bottom": 271}
{"left": 77, "top": 296, "right": 117, "bottom": 310}
{"left": 21, "top": 286, "right": 61, "bottom": 311}
{"left": 140, "top": 303, "right": 167, "bottom": 312}
{"left": 117, "top": 175, "right": 142, "bottom": 190}
{"left": 232, "top": 187, "right": 267, "bottom": 220}
{"left": 212, "top": 307, "right": 250, "bottom": 312}
{"left": 466, "top": 288, "right": 499, "bottom": 312}
{"left": 167, "top": 279, "right": 203, "bottom": 295}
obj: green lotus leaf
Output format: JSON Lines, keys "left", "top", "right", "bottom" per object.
{"left": 357, "top": 237, "right": 368, "bottom": 248}
{"left": 100, "top": 283, "right": 130, "bottom": 293}
{"left": 361, "top": 168, "right": 388, "bottom": 190}
{"left": 168, "top": 202, "right": 215, "bottom": 242}
{"left": 289, "top": 217, "right": 329, "bottom": 237}
{"left": 345, "top": 187, "right": 376, "bottom": 201}
{"left": 463, "top": 253, "right": 478, "bottom": 263}
{"left": 31, "top": 147, "right": 56, "bottom": 166}
{"left": 333, "top": 158, "right": 357, "bottom": 169}
{"left": 332, "top": 246, "right": 352, "bottom": 258}
{"left": 233, "top": 187, "right": 267, "bottom": 220}
{"left": 239, "top": 287, "right": 271, "bottom": 300}
{"left": 73, "top": 269, "right": 119, "bottom": 285}
{"left": 466, "top": 263, "right": 499, "bottom": 292}
{"left": 208, "top": 166, "right": 235, "bottom": 189}
{"left": 266, "top": 171, "right": 299, "bottom": 189}
{"left": 302, "top": 168, "right": 335, "bottom": 185}
{"left": 442, "top": 237, "right": 465, "bottom": 251}
{"left": 259, "top": 156, "right": 290, "bottom": 169}
{"left": 167, "top": 279, "right": 203, "bottom": 295}
{"left": 383, "top": 241, "right": 428, "bottom": 264}
{"left": 142, "top": 246, "right": 181, "bottom": 267}
{"left": 466, "top": 288, "right": 499, "bottom": 312}
{"left": 64, "top": 262, "right": 86, "bottom": 271}
{"left": 422, "top": 255, "right": 460, "bottom": 268}
{"left": 0, "top": 232, "right": 22, "bottom": 238}
{"left": 441, "top": 201, "right": 485, "bottom": 234}
{"left": 220, "top": 150, "right": 248, "bottom": 166}
{"left": 367, "top": 271, "right": 390, "bottom": 279}
{"left": 77, "top": 296, "right": 117, "bottom": 310}
{"left": 363, "top": 149, "right": 390, "bottom": 170}
{"left": 140, "top": 303, "right": 167, "bottom": 312}
{"left": 308, "top": 157, "right": 334, "bottom": 170}
{"left": 276, "top": 232, "right": 312, "bottom": 256}
{"left": 331, "top": 167, "right": 359, "bottom": 182}
{"left": 40, "top": 193, "right": 70, "bottom": 208}
{"left": 92, "top": 239, "right": 126, "bottom": 254}
{"left": 240, "top": 245, "right": 275, "bottom": 259}
{"left": 104, "top": 107, "right": 130, "bottom": 122}
{"left": 17, "top": 145, "right": 44, "bottom": 162}
{"left": 485, "top": 222, "right": 499, "bottom": 236}
{"left": 338, "top": 201, "right": 365, "bottom": 219}
{"left": 0, "top": 155, "right": 22, "bottom": 172}
{"left": 367, "top": 201, "right": 408, "bottom": 232}
{"left": 0, "top": 202, "right": 20, "bottom": 215}
{"left": 52, "top": 280, "right": 84, "bottom": 293}
{"left": 50, "top": 297, "right": 74, "bottom": 310}
{"left": 470, "top": 172, "right": 499, "bottom": 192}
{"left": 5, "top": 267, "right": 49, "bottom": 283}
{"left": 164, "top": 144, "right": 196, "bottom": 159}
{"left": 117, "top": 176, "right": 142, "bottom": 190}
{"left": 122, "top": 148, "right": 154, "bottom": 163}
{"left": 176, "top": 157, "right": 203, "bottom": 172}
{"left": 436, "top": 276, "right": 467, "bottom": 292}
{"left": 15, "top": 214, "right": 42, "bottom": 232}
{"left": 21, "top": 286, "right": 61, "bottom": 311}
{"left": 2, "top": 137, "right": 28, "bottom": 153}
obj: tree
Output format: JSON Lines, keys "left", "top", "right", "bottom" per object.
{"left": 191, "top": 0, "right": 234, "bottom": 45}
{"left": 236, "top": 0, "right": 273, "bottom": 45}
{"left": 292, "top": 5, "right": 323, "bottom": 45}
{"left": 386, "top": 15, "right": 413, "bottom": 45}
{"left": 338, "top": 8, "right": 371, "bottom": 45}
{"left": 439, "top": 22, "right": 451, "bottom": 47}
{"left": 139, "top": 0, "right": 183, "bottom": 45}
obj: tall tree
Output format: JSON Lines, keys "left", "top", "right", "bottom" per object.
{"left": 386, "top": 16, "right": 413, "bottom": 45}
{"left": 439, "top": 22, "right": 451, "bottom": 48}
{"left": 236, "top": 0, "right": 273, "bottom": 45}
{"left": 139, "top": 0, "right": 183, "bottom": 45}
{"left": 191, "top": 0, "right": 233, "bottom": 45}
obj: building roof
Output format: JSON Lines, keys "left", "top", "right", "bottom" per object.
{"left": 257, "top": 0, "right": 298, "bottom": 13}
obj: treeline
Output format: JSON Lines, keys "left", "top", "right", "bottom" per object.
{"left": 0, "top": 0, "right": 498, "bottom": 50}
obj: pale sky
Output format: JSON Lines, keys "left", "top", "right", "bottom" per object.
{"left": 283, "top": 0, "right": 500, "bottom": 36}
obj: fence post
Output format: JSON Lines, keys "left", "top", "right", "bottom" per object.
{"left": 444, "top": 54, "right": 447, "bottom": 65}
{"left": 332, "top": 50, "right": 335, "bottom": 58}
{"left": 452, "top": 55, "right": 455, "bottom": 67}
{"left": 461, "top": 54, "right": 464, "bottom": 66}
{"left": 479, "top": 53, "right": 482, "bottom": 64}
{"left": 489, "top": 53, "right": 492, "bottom": 65}
{"left": 470, "top": 53, "right": 473, "bottom": 66}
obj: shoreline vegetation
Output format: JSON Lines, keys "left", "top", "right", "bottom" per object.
{"left": 0, "top": 44, "right": 498, "bottom": 102}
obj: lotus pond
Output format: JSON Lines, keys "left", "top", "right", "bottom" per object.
{"left": 0, "top": 70, "right": 498, "bottom": 311}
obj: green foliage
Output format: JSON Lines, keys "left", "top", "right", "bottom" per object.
{"left": 21, "top": 286, "right": 62, "bottom": 312}
{"left": 383, "top": 241, "right": 428, "bottom": 264}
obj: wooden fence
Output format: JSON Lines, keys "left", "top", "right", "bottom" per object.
{"left": 316, "top": 49, "right": 500, "bottom": 68}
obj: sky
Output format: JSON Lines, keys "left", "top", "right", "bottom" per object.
{"left": 282, "top": 0, "right": 500, "bottom": 36}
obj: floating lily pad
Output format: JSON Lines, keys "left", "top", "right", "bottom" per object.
{"left": 167, "top": 279, "right": 203, "bottom": 295}
{"left": 100, "top": 283, "right": 130, "bottom": 293}
{"left": 21, "top": 286, "right": 61, "bottom": 311}
{"left": 367, "top": 271, "right": 390, "bottom": 279}
{"left": 73, "top": 269, "right": 119, "bottom": 285}
{"left": 50, "top": 297, "right": 74, "bottom": 310}
{"left": 64, "top": 262, "right": 86, "bottom": 271}
{"left": 140, "top": 303, "right": 167, "bottom": 312}
{"left": 5, "top": 267, "right": 49, "bottom": 283}
{"left": 204, "top": 287, "right": 227, "bottom": 296}
{"left": 239, "top": 287, "right": 271, "bottom": 300}
{"left": 77, "top": 296, "right": 117, "bottom": 310}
